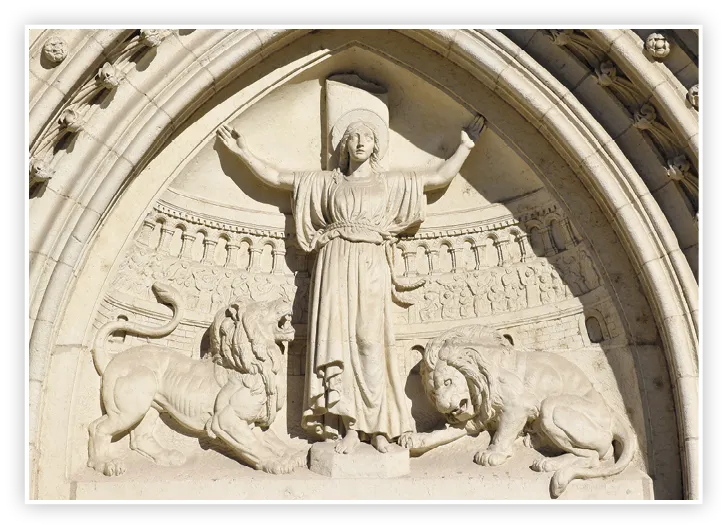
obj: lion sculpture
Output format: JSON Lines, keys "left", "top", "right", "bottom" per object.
{"left": 399, "top": 325, "right": 636, "bottom": 498}
{"left": 87, "top": 282, "right": 302, "bottom": 477}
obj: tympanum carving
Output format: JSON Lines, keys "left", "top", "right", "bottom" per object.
{"left": 87, "top": 282, "right": 302, "bottom": 476}
{"left": 399, "top": 325, "right": 636, "bottom": 498}
{"left": 216, "top": 114, "right": 486, "bottom": 455}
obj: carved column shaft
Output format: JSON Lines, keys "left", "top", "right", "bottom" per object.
{"left": 225, "top": 243, "right": 240, "bottom": 268}
{"left": 273, "top": 249, "right": 286, "bottom": 274}
{"left": 449, "top": 247, "right": 464, "bottom": 271}
{"left": 539, "top": 227, "right": 557, "bottom": 256}
{"left": 158, "top": 227, "right": 175, "bottom": 253}
{"left": 494, "top": 241, "right": 508, "bottom": 266}
{"left": 180, "top": 233, "right": 196, "bottom": 259}
{"left": 475, "top": 244, "right": 487, "bottom": 270}
{"left": 137, "top": 219, "right": 157, "bottom": 247}
{"left": 426, "top": 249, "right": 437, "bottom": 274}
{"left": 201, "top": 238, "right": 217, "bottom": 264}
{"left": 249, "top": 248, "right": 263, "bottom": 272}
{"left": 403, "top": 251, "right": 417, "bottom": 276}
{"left": 515, "top": 235, "right": 532, "bottom": 262}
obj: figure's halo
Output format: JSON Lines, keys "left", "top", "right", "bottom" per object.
{"left": 331, "top": 109, "right": 389, "bottom": 158}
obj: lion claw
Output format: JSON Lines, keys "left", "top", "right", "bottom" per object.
{"left": 102, "top": 459, "right": 126, "bottom": 476}
{"left": 474, "top": 449, "right": 509, "bottom": 467}
{"left": 286, "top": 449, "right": 308, "bottom": 468}
{"left": 262, "top": 459, "right": 294, "bottom": 475}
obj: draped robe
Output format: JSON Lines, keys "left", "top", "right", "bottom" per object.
{"left": 293, "top": 169, "right": 426, "bottom": 440}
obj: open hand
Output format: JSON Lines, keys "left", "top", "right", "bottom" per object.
{"left": 461, "top": 114, "right": 486, "bottom": 149}
{"left": 216, "top": 124, "right": 246, "bottom": 156}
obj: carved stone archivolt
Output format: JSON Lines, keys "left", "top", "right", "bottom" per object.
{"left": 29, "top": 29, "right": 172, "bottom": 194}
{"left": 31, "top": 31, "right": 694, "bottom": 504}
{"left": 544, "top": 29, "right": 698, "bottom": 214}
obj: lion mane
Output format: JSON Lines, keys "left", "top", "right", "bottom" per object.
{"left": 207, "top": 297, "right": 291, "bottom": 428}
{"left": 419, "top": 323, "right": 637, "bottom": 498}
{"left": 421, "top": 324, "right": 512, "bottom": 429}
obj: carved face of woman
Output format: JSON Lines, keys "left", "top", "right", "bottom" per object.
{"left": 345, "top": 125, "right": 376, "bottom": 163}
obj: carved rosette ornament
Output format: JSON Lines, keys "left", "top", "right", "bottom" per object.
{"left": 645, "top": 33, "right": 670, "bottom": 59}
{"left": 633, "top": 104, "right": 657, "bottom": 130}
{"left": 42, "top": 35, "right": 68, "bottom": 64}
{"left": 594, "top": 61, "right": 617, "bottom": 87}
{"left": 688, "top": 84, "right": 699, "bottom": 110}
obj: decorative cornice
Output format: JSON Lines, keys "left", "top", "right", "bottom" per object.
{"left": 153, "top": 200, "right": 287, "bottom": 239}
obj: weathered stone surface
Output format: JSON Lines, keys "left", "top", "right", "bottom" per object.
{"left": 309, "top": 442, "right": 410, "bottom": 478}
{"left": 28, "top": 28, "right": 699, "bottom": 501}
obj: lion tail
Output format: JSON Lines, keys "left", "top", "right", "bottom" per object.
{"left": 549, "top": 413, "right": 637, "bottom": 499}
{"left": 92, "top": 282, "right": 183, "bottom": 375}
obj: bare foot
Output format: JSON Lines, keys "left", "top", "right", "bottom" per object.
{"left": 371, "top": 434, "right": 391, "bottom": 453}
{"left": 334, "top": 429, "right": 360, "bottom": 454}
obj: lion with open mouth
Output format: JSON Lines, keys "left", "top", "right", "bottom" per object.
{"left": 87, "top": 282, "right": 303, "bottom": 477}
{"left": 399, "top": 324, "right": 636, "bottom": 498}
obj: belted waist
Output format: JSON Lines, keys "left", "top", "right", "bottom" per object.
{"left": 311, "top": 221, "right": 392, "bottom": 250}
{"left": 321, "top": 221, "right": 391, "bottom": 237}
{"left": 308, "top": 220, "right": 427, "bottom": 302}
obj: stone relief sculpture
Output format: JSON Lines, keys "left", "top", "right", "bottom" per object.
{"left": 399, "top": 325, "right": 636, "bottom": 498}
{"left": 87, "top": 282, "right": 301, "bottom": 476}
{"left": 216, "top": 114, "right": 486, "bottom": 455}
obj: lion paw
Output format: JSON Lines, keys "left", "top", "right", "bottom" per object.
{"left": 287, "top": 449, "right": 308, "bottom": 468}
{"left": 531, "top": 457, "right": 556, "bottom": 473}
{"left": 101, "top": 459, "right": 126, "bottom": 476}
{"left": 261, "top": 459, "right": 295, "bottom": 475}
{"left": 474, "top": 449, "right": 510, "bottom": 467}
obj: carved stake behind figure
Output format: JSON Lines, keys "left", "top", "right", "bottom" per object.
{"left": 399, "top": 325, "right": 636, "bottom": 498}
{"left": 217, "top": 114, "right": 486, "bottom": 456}
{"left": 87, "top": 282, "right": 302, "bottom": 476}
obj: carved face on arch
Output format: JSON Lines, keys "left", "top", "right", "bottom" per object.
{"left": 432, "top": 362, "right": 476, "bottom": 423}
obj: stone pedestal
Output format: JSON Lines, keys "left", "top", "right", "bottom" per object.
{"left": 308, "top": 441, "right": 410, "bottom": 478}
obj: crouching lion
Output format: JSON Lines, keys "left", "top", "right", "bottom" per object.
{"left": 87, "top": 282, "right": 303, "bottom": 477}
{"left": 399, "top": 325, "right": 636, "bottom": 498}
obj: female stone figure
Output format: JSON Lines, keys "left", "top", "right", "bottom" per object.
{"left": 216, "top": 115, "right": 485, "bottom": 454}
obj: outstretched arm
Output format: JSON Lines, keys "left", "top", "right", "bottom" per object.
{"left": 216, "top": 124, "right": 294, "bottom": 191}
{"left": 399, "top": 424, "right": 467, "bottom": 453}
{"left": 422, "top": 115, "right": 486, "bottom": 191}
